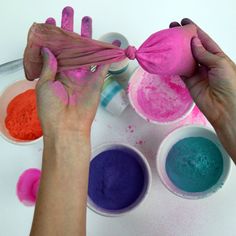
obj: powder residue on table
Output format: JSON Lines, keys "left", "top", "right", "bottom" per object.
{"left": 166, "top": 137, "right": 223, "bottom": 192}
{"left": 16, "top": 168, "right": 41, "bottom": 206}
{"left": 88, "top": 149, "right": 145, "bottom": 210}
{"left": 136, "top": 72, "right": 193, "bottom": 122}
{"left": 5, "top": 89, "right": 42, "bottom": 140}
{"left": 180, "top": 105, "right": 208, "bottom": 126}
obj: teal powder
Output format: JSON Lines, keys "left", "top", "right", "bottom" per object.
{"left": 166, "top": 137, "right": 223, "bottom": 192}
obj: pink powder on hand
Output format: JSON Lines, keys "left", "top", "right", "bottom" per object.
{"left": 16, "top": 168, "right": 41, "bottom": 206}
{"left": 61, "top": 6, "right": 74, "bottom": 31}
{"left": 129, "top": 68, "right": 193, "bottom": 123}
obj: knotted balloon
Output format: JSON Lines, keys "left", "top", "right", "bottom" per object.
{"left": 24, "top": 23, "right": 197, "bottom": 81}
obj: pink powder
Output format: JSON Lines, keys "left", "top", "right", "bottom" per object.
{"left": 50, "top": 81, "right": 68, "bottom": 104}
{"left": 129, "top": 68, "right": 193, "bottom": 122}
{"left": 126, "top": 125, "right": 135, "bottom": 133}
{"left": 180, "top": 105, "right": 208, "bottom": 126}
{"left": 136, "top": 140, "right": 144, "bottom": 145}
{"left": 16, "top": 168, "right": 41, "bottom": 206}
{"left": 81, "top": 16, "right": 92, "bottom": 38}
{"left": 61, "top": 6, "right": 74, "bottom": 31}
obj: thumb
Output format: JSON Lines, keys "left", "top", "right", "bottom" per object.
{"left": 191, "top": 37, "right": 219, "bottom": 67}
{"left": 39, "top": 48, "right": 57, "bottom": 83}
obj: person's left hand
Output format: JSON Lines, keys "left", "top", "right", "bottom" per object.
{"left": 36, "top": 7, "right": 109, "bottom": 139}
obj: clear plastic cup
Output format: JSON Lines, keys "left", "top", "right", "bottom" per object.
{"left": 156, "top": 125, "right": 231, "bottom": 199}
{"left": 87, "top": 143, "right": 152, "bottom": 217}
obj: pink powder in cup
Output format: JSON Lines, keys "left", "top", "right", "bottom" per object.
{"left": 129, "top": 67, "right": 194, "bottom": 124}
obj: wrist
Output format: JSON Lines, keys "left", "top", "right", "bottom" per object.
{"left": 43, "top": 129, "right": 91, "bottom": 161}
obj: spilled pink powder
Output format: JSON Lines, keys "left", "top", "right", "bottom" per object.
{"left": 134, "top": 71, "right": 193, "bottom": 122}
{"left": 136, "top": 140, "right": 144, "bottom": 145}
{"left": 180, "top": 105, "right": 208, "bottom": 126}
{"left": 126, "top": 125, "right": 135, "bottom": 133}
{"left": 16, "top": 168, "right": 41, "bottom": 206}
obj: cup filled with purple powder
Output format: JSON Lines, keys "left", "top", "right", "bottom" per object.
{"left": 128, "top": 67, "right": 194, "bottom": 124}
{"left": 88, "top": 143, "right": 151, "bottom": 216}
{"left": 156, "top": 125, "right": 231, "bottom": 199}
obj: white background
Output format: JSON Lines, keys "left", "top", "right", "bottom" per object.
{"left": 0, "top": 0, "right": 236, "bottom": 236}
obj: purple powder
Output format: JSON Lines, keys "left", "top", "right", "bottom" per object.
{"left": 88, "top": 149, "right": 145, "bottom": 210}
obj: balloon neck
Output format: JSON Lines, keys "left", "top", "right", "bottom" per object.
{"left": 125, "top": 46, "right": 137, "bottom": 60}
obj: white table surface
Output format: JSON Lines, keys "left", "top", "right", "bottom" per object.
{"left": 0, "top": 0, "right": 236, "bottom": 236}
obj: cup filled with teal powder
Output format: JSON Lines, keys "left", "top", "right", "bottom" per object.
{"left": 156, "top": 125, "right": 231, "bottom": 199}
{"left": 88, "top": 143, "right": 151, "bottom": 216}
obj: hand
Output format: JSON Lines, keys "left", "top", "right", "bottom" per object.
{"left": 170, "top": 18, "right": 236, "bottom": 162}
{"left": 30, "top": 8, "right": 108, "bottom": 236}
{"left": 36, "top": 7, "right": 109, "bottom": 139}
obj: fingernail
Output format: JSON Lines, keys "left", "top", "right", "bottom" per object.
{"left": 82, "top": 16, "right": 92, "bottom": 24}
{"left": 45, "top": 17, "right": 56, "bottom": 25}
{"left": 181, "top": 18, "right": 193, "bottom": 25}
{"left": 63, "top": 6, "right": 74, "bottom": 15}
{"left": 41, "top": 48, "right": 49, "bottom": 58}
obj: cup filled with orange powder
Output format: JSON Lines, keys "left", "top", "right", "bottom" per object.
{"left": 0, "top": 79, "right": 43, "bottom": 144}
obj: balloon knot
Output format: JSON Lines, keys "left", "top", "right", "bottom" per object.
{"left": 125, "top": 46, "right": 136, "bottom": 60}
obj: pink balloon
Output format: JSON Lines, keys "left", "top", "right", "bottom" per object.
{"left": 24, "top": 23, "right": 197, "bottom": 81}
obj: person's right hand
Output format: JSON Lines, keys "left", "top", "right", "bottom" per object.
{"left": 170, "top": 18, "right": 236, "bottom": 163}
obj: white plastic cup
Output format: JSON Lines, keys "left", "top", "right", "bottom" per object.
{"left": 128, "top": 67, "right": 195, "bottom": 125}
{"left": 100, "top": 74, "right": 129, "bottom": 116}
{"left": 99, "top": 32, "right": 129, "bottom": 74}
{"left": 87, "top": 143, "right": 152, "bottom": 217}
{"left": 0, "top": 79, "right": 42, "bottom": 145}
{"left": 156, "top": 125, "right": 231, "bottom": 199}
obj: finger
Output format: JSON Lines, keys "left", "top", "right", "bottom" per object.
{"left": 45, "top": 17, "right": 56, "bottom": 25}
{"left": 39, "top": 48, "right": 57, "bottom": 83}
{"left": 81, "top": 16, "right": 92, "bottom": 38}
{"left": 169, "top": 21, "right": 181, "bottom": 28}
{"left": 191, "top": 37, "right": 219, "bottom": 67}
{"left": 61, "top": 6, "right": 74, "bottom": 31}
{"left": 181, "top": 18, "right": 223, "bottom": 54}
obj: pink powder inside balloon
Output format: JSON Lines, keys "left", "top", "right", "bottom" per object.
{"left": 130, "top": 68, "right": 193, "bottom": 122}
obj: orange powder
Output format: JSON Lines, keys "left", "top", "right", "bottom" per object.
{"left": 5, "top": 89, "right": 42, "bottom": 140}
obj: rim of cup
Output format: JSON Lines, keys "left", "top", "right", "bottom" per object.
{"left": 87, "top": 142, "right": 152, "bottom": 217}
{"left": 0, "top": 79, "right": 43, "bottom": 145}
{"left": 99, "top": 32, "right": 129, "bottom": 49}
{"left": 128, "top": 67, "right": 195, "bottom": 125}
{"left": 156, "top": 125, "right": 231, "bottom": 199}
